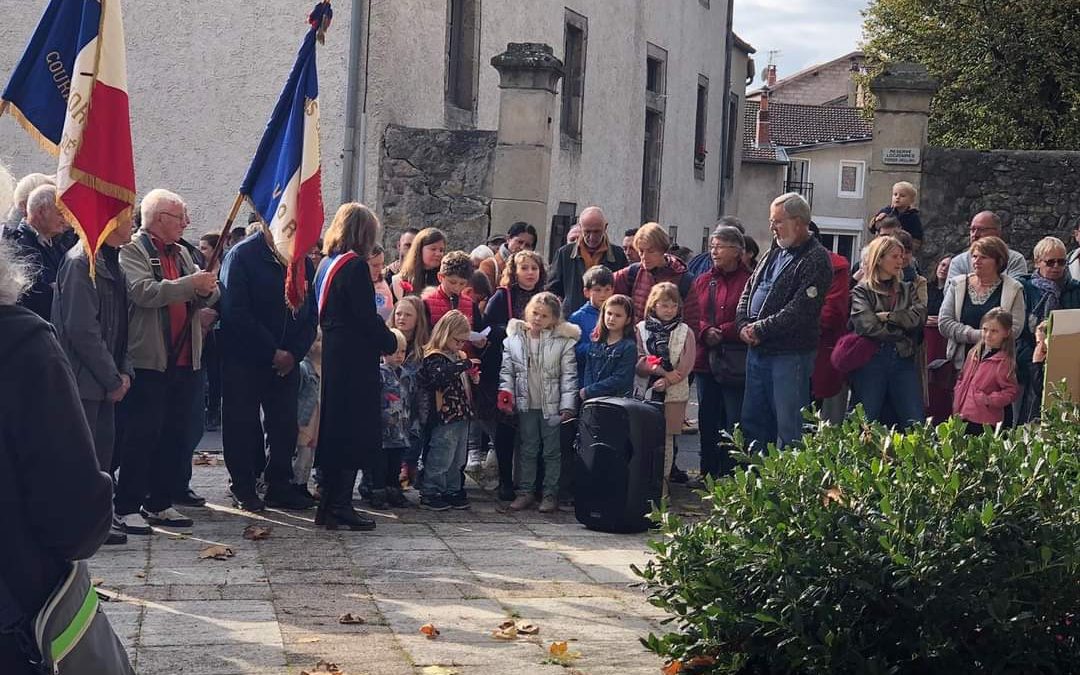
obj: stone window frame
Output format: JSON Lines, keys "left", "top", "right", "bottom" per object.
{"left": 838, "top": 159, "right": 865, "bottom": 199}
{"left": 445, "top": 0, "right": 482, "bottom": 128}
{"left": 693, "top": 74, "right": 709, "bottom": 180}
{"left": 560, "top": 8, "right": 588, "bottom": 146}
{"left": 642, "top": 43, "right": 668, "bottom": 225}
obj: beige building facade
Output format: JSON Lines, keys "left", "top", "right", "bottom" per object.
{"left": 0, "top": 0, "right": 749, "bottom": 254}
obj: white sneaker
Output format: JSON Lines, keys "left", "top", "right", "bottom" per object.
{"left": 118, "top": 512, "right": 152, "bottom": 535}
{"left": 465, "top": 459, "right": 483, "bottom": 473}
{"left": 141, "top": 507, "right": 194, "bottom": 528}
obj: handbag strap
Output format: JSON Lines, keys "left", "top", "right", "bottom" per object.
{"left": 708, "top": 279, "right": 718, "bottom": 326}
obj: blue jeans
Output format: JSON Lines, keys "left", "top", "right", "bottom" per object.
{"left": 420, "top": 421, "right": 469, "bottom": 499}
{"left": 850, "top": 342, "right": 924, "bottom": 428}
{"left": 696, "top": 375, "right": 744, "bottom": 476}
{"left": 741, "top": 349, "right": 814, "bottom": 450}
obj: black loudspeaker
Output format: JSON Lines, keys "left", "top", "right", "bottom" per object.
{"left": 574, "top": 397, "right": 665, "bottom": 533}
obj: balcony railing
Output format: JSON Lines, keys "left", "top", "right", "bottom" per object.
{"left": 784, "top": 180, "right": 814, "bottom": 210}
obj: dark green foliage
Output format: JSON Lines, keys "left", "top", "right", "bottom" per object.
{"left": 862, "top": 0, "right": 1080, "bottom": 150}
{"left": 636, "top": 401, "right": 1080, "bottom": 674}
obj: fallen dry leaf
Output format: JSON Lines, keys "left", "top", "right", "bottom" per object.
{"left": 822, "top": 485, "right": 845, "bottom": 508}
{"left": 515, "top": 621, "right": 539, "bottom": 635}
{"left": 300, "top": 659, "right": 342, "bottom": 674}
{"left": 192, "top": 452, "right": 219, "bottom": 466}
{"left": 337, "top": 613, "right": 365, "bottom": 625}
{"left": 198, "top": 544, "right": 234, "bottom": 560}
{"left": 134, "top": 572, "right": 146, "bottom": 579}
{"left": 419, "top": 623, "right": 440, "bottom": 639}
{"left": 546, "top": 640, "right": 581, "bottom": 663}
{"left": 661, "top": 660, "right": 683, "bottom": 675}
{"left": 491, "top": 621, "right": 518, "bottom": 640}
{"left": 91, "top": 578, "right": 104, "bottom": 587}
{"left": 242, "top": 524, "right": 272, "bottom": 541}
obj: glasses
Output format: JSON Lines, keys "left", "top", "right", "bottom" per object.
{"left": 161, "top": 211, "right": 187, "bottom": 224}
{"left": 1042, "top": 258, "right": 1067, "bottom": 267}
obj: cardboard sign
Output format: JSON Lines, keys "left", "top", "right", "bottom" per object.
{"left": 1043, "top": 309, "right": 1080, "bottom": 409}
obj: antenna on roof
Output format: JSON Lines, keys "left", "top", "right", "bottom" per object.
{"left": 767, "top": 50, "right": 781, "bottom": 66}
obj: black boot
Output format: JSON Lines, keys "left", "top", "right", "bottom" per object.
{"left": 385, "top": 486, "right": 408, "bottom": 508}
{"left": 320, "top": 471, "right": 376, "bottom": 531}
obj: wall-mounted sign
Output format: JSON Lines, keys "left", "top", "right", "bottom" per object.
{"left": 882, "top": 147, "right": 920, "bottom": 165}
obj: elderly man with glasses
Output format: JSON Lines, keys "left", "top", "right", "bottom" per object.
{"left": 946, "top": 211, "right": 1029, "bottom": 280}
{"left": 113, "top": 189, "right": 219, "bottom": 535}
{"left": 736, "top": 192, "right": 833, "bottom": 450}
{"left": 547, "top": 206, "right": 629, "bottom": 316}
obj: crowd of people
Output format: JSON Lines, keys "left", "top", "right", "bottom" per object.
{"left": 3, "top": 169, "right": 1080, "bottom": 551}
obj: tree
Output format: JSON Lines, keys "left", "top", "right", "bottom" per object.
{"left": 862, "top": 0, "right": 1080, "bottom": 150}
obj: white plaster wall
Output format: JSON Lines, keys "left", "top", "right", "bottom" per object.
{"left": 0, "top": 0, "right": 350, "bottom": 236}
{"left": 360, "top": 0, "right": 732, "bottom": 251}
{"left": 788, "top": 143, "right": 874, "bottom": 223}
{"left": 735, "top": 161, "right": 784, "bottom": 247}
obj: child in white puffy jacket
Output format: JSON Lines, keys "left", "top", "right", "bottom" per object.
{"left": 498, "top": 292, "right": 579, "bottom": 513}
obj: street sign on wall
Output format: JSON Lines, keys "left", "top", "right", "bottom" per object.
{"left": 882, "top": 147, "right": 920, "bottom": 165}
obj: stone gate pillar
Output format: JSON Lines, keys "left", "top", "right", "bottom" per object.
{"left": 867, "top": 63, "right": 939, "bottom": 226}
{"left": 489, "top": 43, "right": 564, "bottom": 254}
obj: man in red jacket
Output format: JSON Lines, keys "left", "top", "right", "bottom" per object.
{"left": 809, "top": 222, "right": 851, "bottom": 423}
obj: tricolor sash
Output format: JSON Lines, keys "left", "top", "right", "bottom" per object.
{"left": 314, "top": 251, "right": 357, "bottom": 317}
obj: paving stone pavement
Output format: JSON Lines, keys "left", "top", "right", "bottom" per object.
{"left": 91, "top": 428, "right": 706, "bottom": 675}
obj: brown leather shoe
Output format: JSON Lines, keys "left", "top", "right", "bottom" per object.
{"left": 509, "top": 494, "right": 536, "bottom": 511}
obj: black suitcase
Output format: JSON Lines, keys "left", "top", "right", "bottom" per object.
{"left": 574, "top": 396, "right": 665, "bottom": 533}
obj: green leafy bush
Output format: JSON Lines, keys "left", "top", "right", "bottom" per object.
{"left": 636, "top": 401, "right": 1080, "bottom": 674}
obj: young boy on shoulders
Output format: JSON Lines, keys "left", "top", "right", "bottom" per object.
{"left": 873, "top": 181, "right": 923, "bottom": 250}
{"left": 568, "top": 265, "right": 615, "bottom": 386}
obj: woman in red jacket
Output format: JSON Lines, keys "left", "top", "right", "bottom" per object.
{"left": 691, "top": 225, "right": 750, "bottom": 478}
{"left": 810, "top": 222, "right": 852, "bottom": 423}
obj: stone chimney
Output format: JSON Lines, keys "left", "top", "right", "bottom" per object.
{"left": 755, "top": 87, "right": 771, "bottom": 147}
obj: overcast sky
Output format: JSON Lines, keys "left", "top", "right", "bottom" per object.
{"left": 733, "top": 0, "right": 869, "bottom": 87}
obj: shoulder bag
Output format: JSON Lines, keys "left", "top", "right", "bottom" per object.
{"left": 706, "top": 279, "right": 747, "bottom": 385}
{"left": 0, "top": 560, "right": 134, "bottom": 674}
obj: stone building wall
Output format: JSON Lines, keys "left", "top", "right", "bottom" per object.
{"left": 919, "top": 147, "right": 1080, "bottom": 270}
{"left": 378, "top": 124, "right": 496, "bottom": 250}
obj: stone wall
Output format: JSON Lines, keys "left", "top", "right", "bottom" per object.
{"left": 378, "top": 124, "right": 496, "bottom": 251}
{"left": 919, "top": 147, "right": 1080, "bottom": 270}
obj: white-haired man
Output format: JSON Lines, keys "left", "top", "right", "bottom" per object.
{"left": 53, "top": 209, "right": 135, "bottom": 544}
{"left": 9, "top": 184, "right": 69, "bottom": 321}
{"left": 113, "top": 189, "right": 219, "bottom": 534}
{"left": 736, "top": 192, "right": 833, "bottom": 450}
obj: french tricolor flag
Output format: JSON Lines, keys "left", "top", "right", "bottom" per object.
{"left": 1, "top": 0, "right": 136, "bottom": 273}
{"left": 239, "top": 2, "right": 331, "bottom": 310}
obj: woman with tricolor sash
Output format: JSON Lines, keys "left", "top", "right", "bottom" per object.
{"left": 313, "top": 203, "right": 398, "bottom": 531}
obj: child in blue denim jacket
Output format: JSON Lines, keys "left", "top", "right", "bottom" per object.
{"left": 580, "top": 294, "right": 637, "bottom": 400}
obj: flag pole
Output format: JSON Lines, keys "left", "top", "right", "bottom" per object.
{"left": 208, "top": 193, "right": 244, "bottom": 271}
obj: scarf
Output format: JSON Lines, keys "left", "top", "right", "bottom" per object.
{"left": 1029, "top": 272, "right": 1062, "bottom": 331}
{"left": 645, "top": 314, "right": 680, "bottom": 370}
{"left": 577, "top": 237, "right": 608, "bottom": 270}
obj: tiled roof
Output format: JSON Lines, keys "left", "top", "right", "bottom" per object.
{"left": 748, "top": 50, "right": 863, "bottom": 97}
{"left": 742, "top": 101, "right": 872, "bottom": 161}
